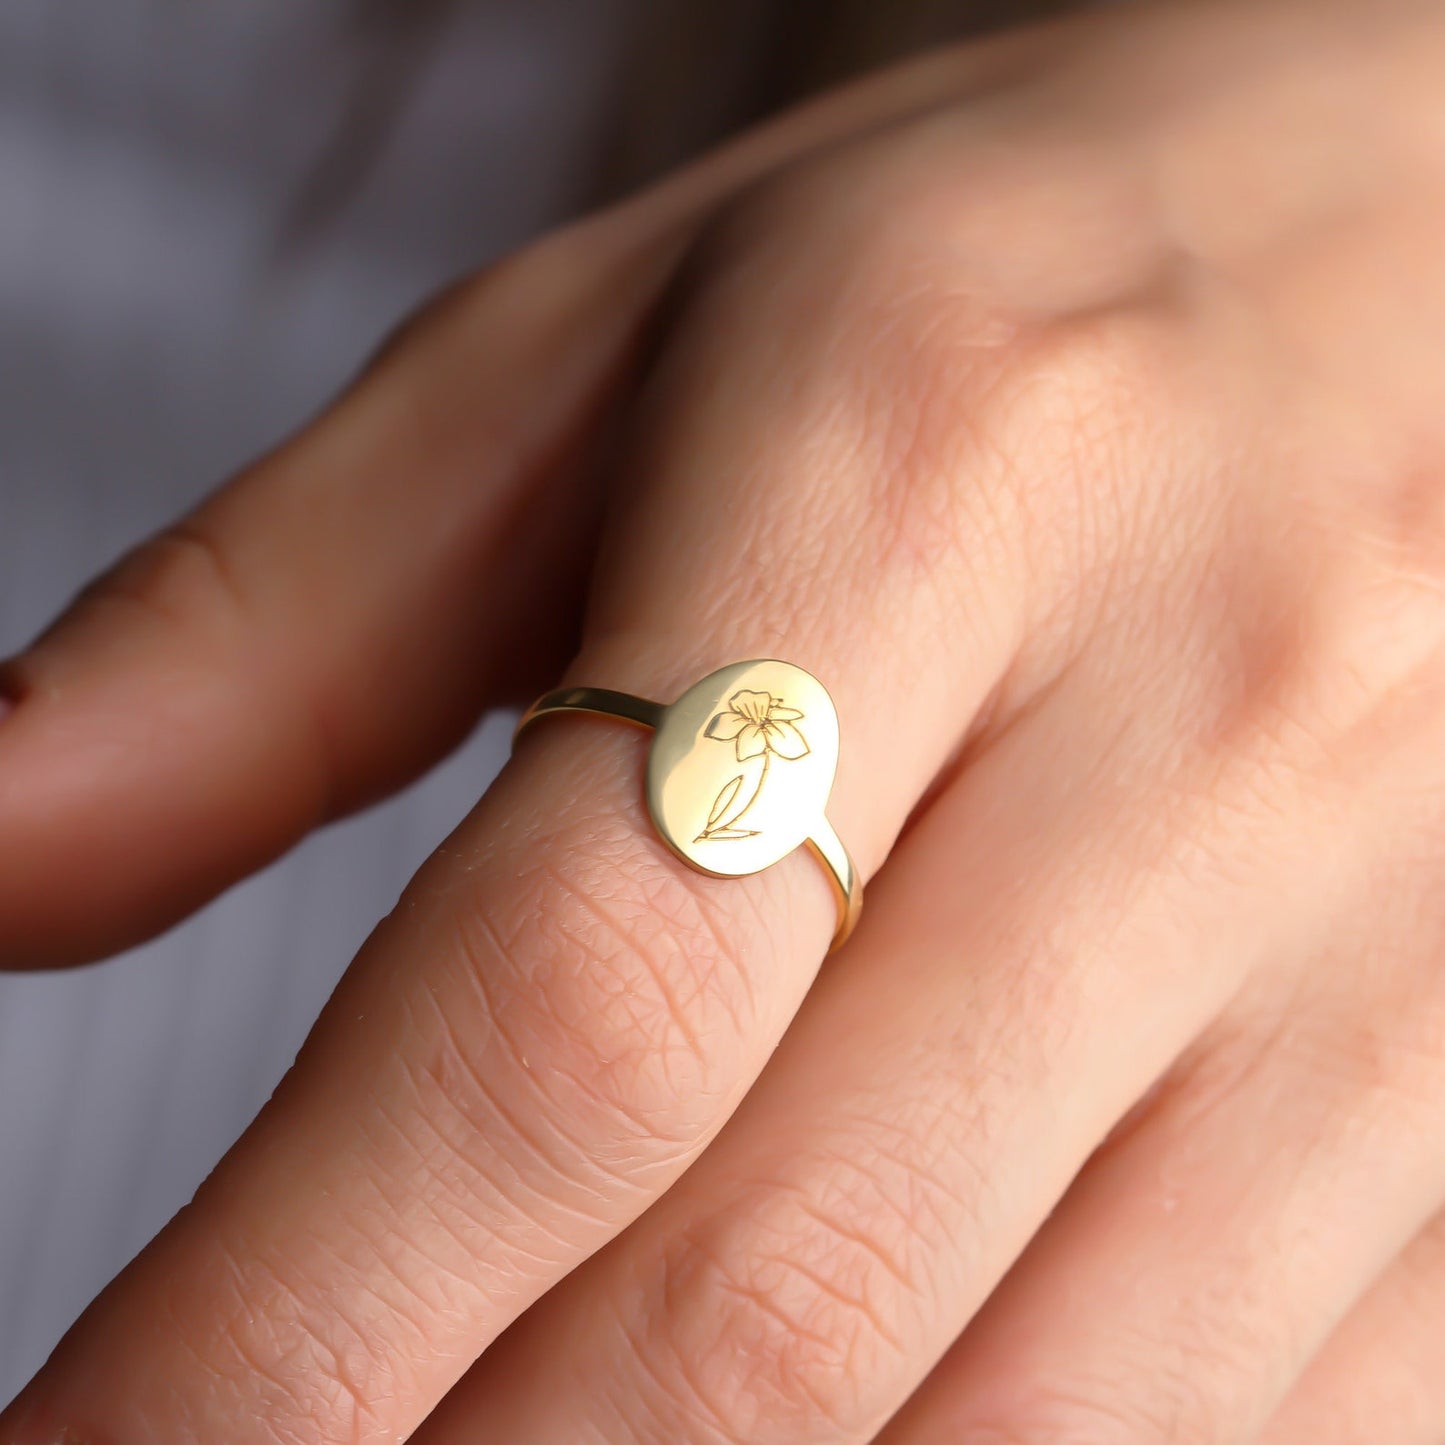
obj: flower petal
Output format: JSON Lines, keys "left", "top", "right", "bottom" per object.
{"left": 729, "top": 689, "right": 773, "bottom": 725}
{"left": 764, "top": 719, "right": 810, "bottom": 760}
{"left": 705, "top": 709, "right": 748, "bottom": 741}
{"left": 768, "top": 705, "right": 803, "bottom": 721}
{"left": 735, "top": 723, "right": 769, "bottom": 760}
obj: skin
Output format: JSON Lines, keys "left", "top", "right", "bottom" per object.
{"left": 3, "top": 0, "right": 1445, "bottom": 1439}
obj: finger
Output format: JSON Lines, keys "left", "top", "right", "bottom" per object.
{"left": 1262, "top": 1210, "right": 1445, "bottom": 1445}
{"left": 875, "top": 974, "right": 1445, "bottom": 1444}
{"left": 0, "top": 34, "right": 1012, "bottom": 972}
{"left": 0, "top": 220, "right": 659, "bottom": 970}
{"left": 406, "top": 628, "right": 1377, "bottom": 1445}
{"left": 0, "top": 114, "right": 1040, "bottom": 1444}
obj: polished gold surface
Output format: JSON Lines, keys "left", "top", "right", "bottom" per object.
{"left": 514, "top": 660, "right": 861, "bottom": 949}
{"left": 516, "top": 686, "right": 665, "bottom": 734}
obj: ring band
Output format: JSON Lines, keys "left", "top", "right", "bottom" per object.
{"left": 513, "top": 660, "right": 861, "bottom": 950}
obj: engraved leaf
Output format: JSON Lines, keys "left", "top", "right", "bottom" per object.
{"left": 703, "top": 774, "right": 745, "bottom": 834}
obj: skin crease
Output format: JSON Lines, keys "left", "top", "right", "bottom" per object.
{"left": 4, "top": 0, "right": 1445, "bottom": 1441}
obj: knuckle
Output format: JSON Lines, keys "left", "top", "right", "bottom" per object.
{"left": 853, "top": 278, "right": 1174, "bottom": 623}
{"left": 638, "top": 1174, "right": 936, "bottom": 1439}
{"left": 608, "top": 1055, "right": 1019, "bottom": 1442}
{"left": 673, "top": 128, "right": 1182, "bottom": 642}
{"left": 655, "top": 1239, "right": 889, "bottom": 1438}
{"left": 976, "top": 303, "right": 1180, "bottom": 541}
{"left": 440, "top": 796, "right": 774, "bottom": 1155}
{"left": 67, "top": 519, "right": 251, "bottom": 643}
{"left": 160, "top": 1229, "right": 393, "bottom": 1445}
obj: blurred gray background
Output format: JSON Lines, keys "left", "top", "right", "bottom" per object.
{"left": 0, "top": 0, "right": 1067, "bottom": 1402}
{"left": 0, "top": 0, "right": 642, "bottom": 1398}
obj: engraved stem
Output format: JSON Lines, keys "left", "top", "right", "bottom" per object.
{"left": 729, "top": 750, "right": 770, "bottom": 831}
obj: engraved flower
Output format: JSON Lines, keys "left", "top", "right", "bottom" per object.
{"left": 704, "top": 689, "right": 810, "bottom": 762}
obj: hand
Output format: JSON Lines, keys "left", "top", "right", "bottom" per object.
{"left": 5, "top": 1, "right": 1445, "bottom": 1440}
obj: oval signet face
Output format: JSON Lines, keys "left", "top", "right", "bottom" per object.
{"left": 646, "top": 659, "right": 840, "bottom": 878}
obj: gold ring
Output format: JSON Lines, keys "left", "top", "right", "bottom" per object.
{"left": 513, "top": 659, "right": 861, "bottom": 950}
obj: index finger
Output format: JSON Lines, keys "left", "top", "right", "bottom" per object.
{"left": 0, "top": 132, "right": 1032, "bottom": 1445}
